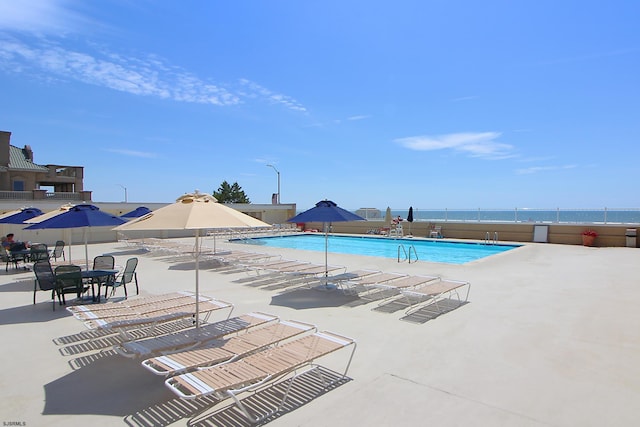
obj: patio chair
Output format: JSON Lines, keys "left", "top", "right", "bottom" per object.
{"left": 90, "top": 254, "right": 116, "bottom": 298}
{"left": 114, "top": 312, "right": 279, "bottom": 359}
{"left": 51, "top": 240, "right": 65, "bottom": 262}
{"left": 102, "top": 257, "right": 139, "bottom": 299}
{"left": 54, "top": 264, "right": 91, "bottom": 306}
{"left": 1, "top": 245, "right": 21, "bottom": 272}
{"left": 81, "top": 297, "right": 234, "bottom": 340}
{"left": 429, "top": 225, "right": 443, "bottom": 238}
{"left": 66, "top": 291, "right": 200, "bottom": 316}
{"left": 141, "top": 319, "right": 316, "bottom": 376}
{"left": 33, "top": 260, "right": 59, "bottom": 310}
{"left": 371, "top": 274, "right": 440, "bottom": 301}
{"left": 165, "top": 330, "right": 356, "bottom": 423}
{"left": 68, "top": 293, "right": 218, "bottom": 321}
{"left": 400, "top": 278, "right": 471, "bottom": 315}
{"left": 320, "top": 269, "right": 381, "bottom": 293}
{"left": 342, "top": 272, "right": 408, "bottom": 297}
{"left": 29, "top": 243, "right": 50, "bottom": 263}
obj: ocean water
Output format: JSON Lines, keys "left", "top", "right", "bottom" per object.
{"left": 355, "top": 208, "right": 640, "bottom": 224}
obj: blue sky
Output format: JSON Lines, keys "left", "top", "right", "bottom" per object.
{"left": 1, "top": 1, "right": 638, "bottom": 211}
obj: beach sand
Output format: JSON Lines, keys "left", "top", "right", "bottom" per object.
{"left": 1, "top": 238, "right": 639, "bottom": 426}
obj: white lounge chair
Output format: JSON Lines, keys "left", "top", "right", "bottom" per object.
{"left": 165, "top": 330, "right": 356, "bottom": 423}
{"left": 114, "top": 312, "right": 278, "bottom": 358}
{"left": 343, "top": 272, "right": 408, "bottom": 297}
{"left": 141, "top": 319, "right": 316, "bottom": 376}
{"left": 400, "top": 278, "right": 471, "bottom": 315}
{"left": 371, "top": 274, "right": 440, "bottom": 301}
{"left": 81, "top": 298, "right": 234, "bottom": 339}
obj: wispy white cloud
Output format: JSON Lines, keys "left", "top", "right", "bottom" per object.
{"left": 395, "top": 132, "right": 515, "bottom": 160}
{"left": 0, "top": 0, "right": 307, "bottom": 113}
{"left": 0, "top": 0, "right": 90, "bottom": 34}
{"left": 515, "top": 164, "right": 577, "bottom": 175}
{"left": 0, "top": 36, "right": 308, "bottom": 111}
{"left": 347, "top": 115, "right": 371, "bottom": 121}
{"left": 105, "top": 148, "right": 157, "bottom": 158}
{"left": 238, "top": 79, "right": 307, "bottom": 113}
{"left": 0, "top": 37, "right": 241, "bottom": 106}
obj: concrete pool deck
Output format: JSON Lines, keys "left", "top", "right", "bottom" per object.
{"left": 1, "top": 237, "right": 639, "bottom": 426}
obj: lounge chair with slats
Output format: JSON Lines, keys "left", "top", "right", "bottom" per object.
{"left": 142, "top": 319, "right": 316, "bottom": 376}
{"left": 165, "top": 330, "right": 356, "bottom": 423}
{"left": 80, "top": 297, "right": 234, "bottom": 340}
{"left": 342, "top": 272, "right": 408, "bottom": 297}
{"left": 241, "top": 259, "right": 310, "bottom": 276}
{"left": 114, "top": 312, "right": 279, "bottom": 358}
{"left": 66, "top": 291, "right": 196, "bottom": 317}
{"left": 67, "top": 292, "right": 215, "bottom": 321}
{"left": 400, "top": 278, "right": 471, "bottom": 315}
{"left": 320, "top": 269, "right": 381, "bottom": 293}
{"left": 371, "top": 274, "right": 440, "bottom": 301}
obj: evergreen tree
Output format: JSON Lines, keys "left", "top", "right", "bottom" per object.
{"left": 213, "top": 181, "right": 251, "bottom": 203}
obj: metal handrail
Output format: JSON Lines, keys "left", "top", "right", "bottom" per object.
{"left": 397, "top": 244, "right": 408, "bottom": 262}
{"left": 408, "top": 245, "right": 418, "bottom": 263}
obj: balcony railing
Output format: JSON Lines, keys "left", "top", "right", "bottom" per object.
{"left": 0, "top": 191, "right": 87, "bottom": 201}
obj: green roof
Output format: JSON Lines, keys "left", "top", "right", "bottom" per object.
{"left": 8, "top": 145, "right": 49, "bottom": 172}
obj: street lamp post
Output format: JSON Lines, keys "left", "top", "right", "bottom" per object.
{"left": 118, "top": 184, "right": 128, "bottom": 203}
{"left": 266, "top": 164, "right": 280, "bottom": 204}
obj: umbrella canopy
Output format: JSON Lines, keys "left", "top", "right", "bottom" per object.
{"left": 24, "top": 204, "right": 126, "bottom": 269}
{"left": 0, "top": 207, "right": 43, "bottom": 224}
{"left": 407, "top": 206, "right": 414, "bottom": 235}
{"left": 287, "top": 200, "right": 365, "bottom": 281}
{"left": 121, "top": 206, "right": 152, "bottom": 219}
{"left": 115, "top": 191, "right": 271, "bottom": 327}
{"left": 384, "top": 207, "right": 392, "bottom": 226}
{"left": 24, "top": 204, "right": 75, "bottom": 224}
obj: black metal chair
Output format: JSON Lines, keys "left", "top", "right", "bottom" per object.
{"left": 91, "top": 255, "right": 115, "bottom": 299}
{"left": 51, "top": 240, "right": 65, "bottom": 262}
{"left": 103, "top": 257, "right": 139, "bottom": 299}
{"left": 33, "top": 260, "right": 59, "bottom": 310}
{"left": 29, "top": 243, "right": 50, "bottom": 263}
{"left": 54, "top": 264, "right": 90, "bottom": 306}
{"left": 1, "top": 246, "right": 16, "bottom": 271}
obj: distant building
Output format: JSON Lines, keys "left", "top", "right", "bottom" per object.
{"left": 0, "top": 130, "right": 91, "bottom": 202}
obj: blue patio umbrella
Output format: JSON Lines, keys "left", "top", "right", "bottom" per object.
{"left": 287, "top": 200, "right": 365, "bottom": 281}
{"left": 121, "top": 206, "right": 152, "bottom": 219}
{"left": 24, "top": 204, "right": 126, "bottom": 269}
{"left": 0, "top": 207, "right": 43, "bottom": 224}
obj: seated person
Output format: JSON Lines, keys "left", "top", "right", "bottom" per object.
{"left": 6, "top": 234, "right": 28, "bottom": 251}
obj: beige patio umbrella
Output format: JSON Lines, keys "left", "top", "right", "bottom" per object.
{"left": 114, "top": 191, "right": 270, "bottom": 327}
{"left": 25, "top": 203, "right": 75, "bottom": 224}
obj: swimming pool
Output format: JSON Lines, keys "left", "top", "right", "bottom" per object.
{"left": 232, "top": 234, "right": 520, "bottom": 264}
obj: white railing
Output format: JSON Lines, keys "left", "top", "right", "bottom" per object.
{"left": 381, "top": 208, "right": 640, "bottom": 225}
{"left": 0, "top": 191, "right": 84, "bottom": 201}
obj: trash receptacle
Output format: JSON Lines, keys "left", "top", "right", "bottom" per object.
{"left": 625, "top": 228, "right": 637, "bottom": 248}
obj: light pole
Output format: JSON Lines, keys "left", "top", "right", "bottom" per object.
{"left": 118, "top": 184, "right": 128, "bottom": 203}
{"left": 266, "top": 164, "right": 280, "bottom": 204}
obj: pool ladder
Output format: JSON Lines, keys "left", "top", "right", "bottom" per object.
{"left": 398, "top": 244, "right": 419, "bottom": 263}
{"left": 485, "top": 231, "right": 499, "bottom": 245}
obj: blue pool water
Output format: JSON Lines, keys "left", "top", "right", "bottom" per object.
{"left": 233, "top": 234, "right": 520, "bottom": 264}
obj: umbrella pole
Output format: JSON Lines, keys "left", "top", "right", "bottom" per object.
{"left": 66, "top": 229, "right": 71, "bottom": 264}
{"left": 83, "top": 227, "right": 89, "bottom": 270}
{"left": 324, "top": 222, "right": 329, "bottom": 279}
{"left": 195, "top": 229, "right": 200, "bottom": 329}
